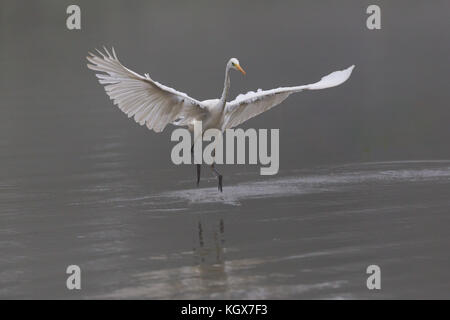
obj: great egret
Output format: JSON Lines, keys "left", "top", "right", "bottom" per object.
{"left": 87, "top": 48, "right": 354, "bottom": 192}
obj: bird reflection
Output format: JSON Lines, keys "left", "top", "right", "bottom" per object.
{"left": 193, "top": 216, "right": 228, "bottom": 289}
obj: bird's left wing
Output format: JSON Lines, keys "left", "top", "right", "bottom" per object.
{"left": 222, "top": 65, "right": 355, "bottom": 130}
{"left": 87, "top": 48, "right": 208, "bottom": 132}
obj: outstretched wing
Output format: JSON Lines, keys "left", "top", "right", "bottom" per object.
{"left": 222, "top": 65, "right": 355, "bottom": 130}
{"left": 87, "top": 48, "right": 207, "bottom": 132}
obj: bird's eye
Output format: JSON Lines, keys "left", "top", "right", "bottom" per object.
{"left": 232, "top": 62, "right": 235, "bottom": 66}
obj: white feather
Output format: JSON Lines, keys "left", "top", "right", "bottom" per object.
{"left": 87, "top": 48, "right": 354, "bottom": 134}
{"left": 223, "top": 65, "right": 355, "bottom": 129}
{"left": 87, "top": 48, "right": 207, "bottom": 133}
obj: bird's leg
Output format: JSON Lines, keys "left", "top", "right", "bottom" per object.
{"left": 191, "top": 144, "right": 201, "bottom": 186}
{"left": 196, "top": 164, "right": 201, "bottom": 186}
{"left": 210, "top": 163, "right": 223, "bottom": 192}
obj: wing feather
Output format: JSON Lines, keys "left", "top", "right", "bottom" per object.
{"left": 87, "top": 48, "right": 207, "bottom": 132}
{"left": 223, "top": 65, "right": 355, "bottom": 130}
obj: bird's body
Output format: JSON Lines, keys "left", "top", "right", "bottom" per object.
{"left": 87, "top": 48, "right": 354, "bottom": 191}
{"left": 191, "top": 99, "right": 221, "bottom": 132}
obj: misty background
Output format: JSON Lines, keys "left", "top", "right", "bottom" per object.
{"left": 1, "top": 0, "right": 449, "bottom": 173}
{"left": 0, "top": 0, "right": 449, "bottom": 299}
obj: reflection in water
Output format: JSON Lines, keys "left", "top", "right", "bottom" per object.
{"left": 193, "top": 217, "right": 229, "bottom": 295}
{"left": 93, "top": 210, "right": 350, "bottom": 299}
{"left": 3, "top": 161, "right": 450, "bottom": 299}
{"left": 89, "top": 161, "right": 450, "bottom": 299}
{"left": 195, "top": 218, "right": 225, "bottom": 264}
{"left": 93, "top": 214, "right": 230, "bottom": 299}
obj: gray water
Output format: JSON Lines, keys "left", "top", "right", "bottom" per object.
{"left": 2, "top": 160, "right": 450, "bottom": 299}
{"left": 1, "top": 1, "right": 450, "bottom": 299}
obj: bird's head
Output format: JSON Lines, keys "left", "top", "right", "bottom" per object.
{"left": 229, "top": 58, "right": 246, "bottom": 75}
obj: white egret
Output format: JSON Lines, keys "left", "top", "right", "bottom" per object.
{"left": 87, "top": 48, "right": 354, "bottom": 191}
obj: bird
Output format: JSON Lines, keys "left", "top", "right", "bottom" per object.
{"left": 87, "top": 47, "right": 354, "bottom": 192}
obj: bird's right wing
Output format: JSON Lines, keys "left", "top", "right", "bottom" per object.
{"left": 222, "top": 65, "right": 355, "bottom": 130}
{"left": 87, "top": 48, "right": 208, "bottom": 132}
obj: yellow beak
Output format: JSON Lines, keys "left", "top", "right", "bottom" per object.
{"left": 236, "top": 64, "right": 246, "bottom": 75}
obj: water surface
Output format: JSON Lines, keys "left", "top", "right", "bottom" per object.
{"left": 1, "top": 0, "right": 450, "bottom": 299}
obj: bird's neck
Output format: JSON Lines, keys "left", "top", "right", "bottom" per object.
{"left": 220, "top": 66, "right": 231, "bottom": 106}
